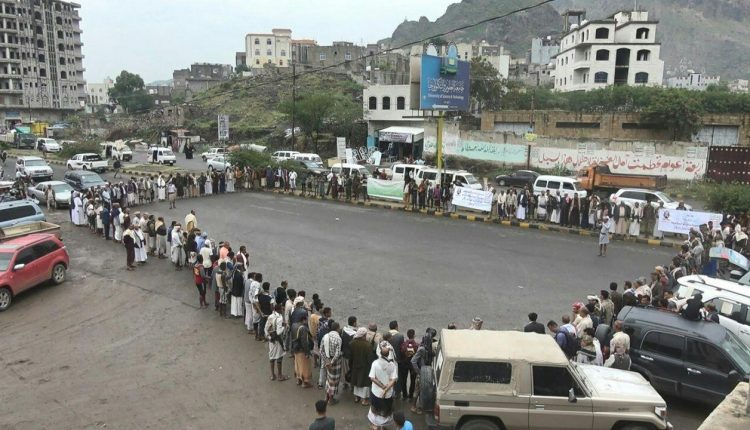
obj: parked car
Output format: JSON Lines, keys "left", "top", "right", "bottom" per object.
{"left": 495, "top": 170, "right": 539, "bottom": 187}
{"left": 291, "top": 153, "right": 323, "bottom": 164}
{"left": 415, "top": 168, "right": 482, "bottom": 190}
{"left": 63, "top": 170, "right": 106, "bottom": 192}
{"left": 15, "top": 156, "right": 54, "bottom": 182}
{"left": 619, "top": 305, "right": 750, "bottom": 406}
{"left": 201, "top": 147, "right": 229, "bottom": 162}
{"left": 206, "top": 155, "right": 232, "bottom": 172}
{"left": 148, "top": 146, "right": 176, "bottom": 165}
{"left": 14, "top": 132, "right": 37, "bottom": 149}
{"left": 330, "top": 162, "right": 370, "bottom": 179}
{"left": 26, "top": 181, "right": 73, "bottom": 209}
{"left": 390, "top": 163, "right": 431, "bottom": 183}
{"left": 532, "top": 175, "right": 588, "bottom": 199}
{"left": 100, "top": 141, "right": 133, "bottom": 162}
{"left": 66, "top": 153, "right": 108, "bottom": 172}
{"left": 610, "top": 188, "right": 692, "bottom": 210}
{"left": 0, "top": 200, "right": 46, "bottom": 229}
{"left": 424, "top": 329, "right": 671, "bottom": 430}
{"left": 36, "top": 138, "right": 61, "bottom": 153}
{"left": 0, "top": 233, "right": 69, "bottom": 311}
{"left": 271, "top": 150, "right": 300, "bottom": 161}
{"left": 296, "top": 160, "right": 327, "bottom": 176}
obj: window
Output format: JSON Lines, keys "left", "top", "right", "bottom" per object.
{"left": 368, "top": 96, "right": 376, "bottom": 110}
{"left": 254, "top": 49, "right": 260, "bottom": 56}
{"left": 14, "top": 247, "right": 38, "bottom": 266}
{"left": 532, "top": 366, "right": 582, "bottom": 397}
{"left": 38, "top": 54, "right": 45, "bottom": 63}
{"left": 594, "top": 72, "right": 608, "bottom": 83}
{"left": 279, "top": 60, "right": 283, "bottom": 66}
{"left": 254, "top": 38, "right": 259, "bottom": 45}
{"left": 280, "top": 49, "right": 286, "bottom": 57}
{"left": 641, "top": 331, "right": 684, "bottom": 359}
{"left": 535, "top": 180, "right": 547, "bottom": 188}
{"left": 686, "top": 340, "right": 733, "bottom": 374}
{"left": 60, "top": 71, "right": 67, "bottom": 79}
{"left": 319, "top": 53, "right": 326, "bottom": 61}
{"left": 255, "top": 59, "right": 260, "bottom": 65}
{"left": 59, "top": 57, "right": 65, "bottom": 65}
{"left": 266, "top": 38, "right": 272, "bottom": 45}
{"left": 382, "top": 96, "right": 390, "bottom": 110}
{"left": 266, "top": 49, "right": 272, "bottom": 55}
{"left": 635, "top": 72, "right": 649, "bottom": 84}
{"left": 547, "top": 181, "right": 560, "bottom": 190}
{"left": 556, "top": 122, "right": 600, "bottom": 129}
{"left": 396, "top": 96, "right": 405, "bottom": 110}
{"left": 33, "top": 240, "right": 60, "bottom": 258}
{"left": 595, "top": 49, "right": 610, "bottom": 61}
{"left": 454, "top": 361, "right": 511, "bottom": 384}
{"left": 706, "top": 298, "right": 743, "bottom": 322}
{"left": 637, "top": 50, "right": 650, "bottom": 61}
{"left": 636, "top": 28, "right": 650, "bottom": 39}
{"left": 0, "top": 205, "right": 38, "bottom": 222}
{"left": 345, "top": 51, "right": 352, "bottom": 61}
{"left": 39, "top": 68, "right": 46, "bottom": 77}
{"left": 595, "top": 28, "right": 609, "bottom": 39}
{"left": 562, "top": 182, "right": 575, "bottom": 191}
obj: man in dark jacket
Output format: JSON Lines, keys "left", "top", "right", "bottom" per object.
{"left": 524, "top": 312, "right": 546, "bottom": 334}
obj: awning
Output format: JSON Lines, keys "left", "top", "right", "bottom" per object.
{"left": 378, "top": 126, "right": 424, "bottom": 143}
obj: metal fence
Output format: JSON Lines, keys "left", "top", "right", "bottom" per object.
{"left": 707, "top": 146, "right": 750, "bottom": 184}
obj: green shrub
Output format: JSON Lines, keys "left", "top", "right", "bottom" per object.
{"left": 701, "top": 182, "right": 750, "bottom": 214}
{"left": 59, "top": 141, "right": 101, "bottom": 160}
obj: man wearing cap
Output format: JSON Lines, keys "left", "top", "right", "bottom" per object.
{"left": 598, "top": 215, "right": 613, "bottom": 256}
{"left": 368, "top": 341, "right": 398, "bottom": 430}
{"left": 469, "top": 316, "right": 483, "bottom": 330}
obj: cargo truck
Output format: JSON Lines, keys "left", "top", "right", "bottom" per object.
{"left": 576, "top": 164, "right": 667, "bottom": 194}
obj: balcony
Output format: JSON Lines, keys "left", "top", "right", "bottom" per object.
{"left": 0, "top": 56, "right": 21, "bottom": 63}
{"left": 0, "top": 87, "right": 22, "bottom": 94}
{"left": 573, "top": 60, "right": 591, "bottom": 70}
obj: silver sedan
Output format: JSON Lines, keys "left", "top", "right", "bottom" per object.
{"left": 27, "top": 181, "right": 73, "bottom": 209}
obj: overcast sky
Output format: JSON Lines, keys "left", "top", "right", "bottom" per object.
{"left": 77, "top": 0, "right": 457, "bottom": 84}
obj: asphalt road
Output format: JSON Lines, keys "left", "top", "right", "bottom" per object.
{"left": 0, "top": 169, "right": 712, "bottom": 428}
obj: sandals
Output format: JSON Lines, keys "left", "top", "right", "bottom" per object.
{"left": 277, "top": 375, "right": 289, "bottom": 382}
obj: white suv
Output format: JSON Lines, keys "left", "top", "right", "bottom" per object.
{"left": 16, "top": 156, "right": 54, "bottom": 182}
{"left": 610, "top": 188, "right": 691, "bottom": 210}
{"left": 272, "top": 150, "right": 300, "bottom": 161}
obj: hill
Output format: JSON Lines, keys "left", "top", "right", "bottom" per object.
{"left": 381, "top": 0, "right": 750, "bottom": 79}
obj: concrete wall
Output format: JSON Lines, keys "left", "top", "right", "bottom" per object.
{"left": 481, "top": 111, "right": 750, "bottom": 146}
{"left": 424, "top": 121, "right": 708, "bottom": 180}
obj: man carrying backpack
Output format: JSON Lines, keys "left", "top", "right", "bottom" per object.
{"left": 400, "top": 329, "right": 420, "bottom": 399}
{"left": 547, "top": 320, "right": 578, "bottom": 359}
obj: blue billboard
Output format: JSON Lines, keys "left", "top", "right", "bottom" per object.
{"left": 419, "top": 53, "right": 471, "bottom": 111}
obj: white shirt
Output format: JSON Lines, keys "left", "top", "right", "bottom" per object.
{"left": 171, "top": 229, "right": 182, "bottom": 247}
{"left": 369, "top": 357, "right": 398, "bottom": 399}
{"left": 576, "top": 315, "right": 593, "bottom": 337}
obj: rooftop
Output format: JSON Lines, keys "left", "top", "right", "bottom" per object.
{"left": 440, "top": 330, "right": 568, "bottom": 365}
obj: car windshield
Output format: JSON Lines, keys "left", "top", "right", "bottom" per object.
{"left": 722, "top": 332, "right": 750, "bottom": 374}
{"left": 303, "top": 161, "right": 322, "bottom": 168}
{"left": 162, "top": 150, "right": 174, "bottom": 156}
{"left": 463, "top": 174, "right": 478, "bottom": 185}
{"left": 655, "top": 191, "right": 673, "bottom": 203}
{"left": 0, "top": 252, "right": 12, "bottom": 271}
{"left": 25, "top": 160, "right": 47, "bottom": 167}
{"left": 81, "top": 175, "right": 103, "bottom": 184}
{"left": 52, "top": 184, "right": 73, "bottom": 193}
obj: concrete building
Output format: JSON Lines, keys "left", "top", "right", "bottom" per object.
{"left": 146, "top": 84, "right": 172, "bottom": 106}
{"left": 729, "top": 79, "right": 749, "bottom": 93}
{"left": 552, "top": 10, "right": 664, "bottom": 92}
{"left": 453, "top": 41, "right": 510, "bottom": 79}
{"left": 667, "top": 71, "right": 720, "bottom": 91}
{"left": 85, "top": 78, "right": 113, "bottom": 107}
{"left": 172, "top": 63, "right": 232, "bottom": 100}
{"left": 243, "top": 28, "right": 292, "bottom": 69}
{"left": 530, "top": 36, "right": 560, "bottom": 65}
{"left": 363, "top": 84, "right": 424, "bottom": 159}
{"left": 0, "top": 0, "right": 86, "bottom": 128}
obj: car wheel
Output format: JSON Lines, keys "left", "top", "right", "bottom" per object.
{"left": 499, "top": 179, "right": 506, "bottom": 186}
{"left": 202, "top": 156, "right": 207, "bottom": 162}
{"left": 82, "top": 165, "right": 88, "bottom": 170}
{"left": 51, "top": 263, "right": 66, "bottom": 285}
{"left": 419, "top": 365, "right": 436, "bottom": 412}
{"left": 0, "top": 287, "right": 12, "bottom": 311}
{"left": 208, "top": 166, "right": 214, "bottom": 172}
{"left": 459, "top": 418, "right": 501, "bottom": 430}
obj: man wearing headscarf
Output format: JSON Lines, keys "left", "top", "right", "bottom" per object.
{"left": 368, "top": 341, "right": 398, "bottom": 429}
{"left": 469, "top": 316, "right": 483, "bottom": 330}
{"left": 230, "top": 263, "right": 245, "bottom": 317}
{"left": 122, "top": 224, "right": 136, "bottom": 271}
{"left": 350, "top": 327, "right": 376, "bottom": 405}
{"left": 321, "top": 321, "right": 343, "bottom": 405}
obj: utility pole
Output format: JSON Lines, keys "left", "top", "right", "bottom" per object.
{"left": 291, "top": 62, "right": 296, "bottom": 151}
{"left": 437, "top": 112, "right": 444, "bottom": 180}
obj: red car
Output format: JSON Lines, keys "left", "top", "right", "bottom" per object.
{"left": 0, "top": 233, "right": 69, "bottom": 311}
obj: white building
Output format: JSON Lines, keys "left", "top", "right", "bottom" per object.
{"left": 244, "top": 29, "right": 292, "bottom": 69}
{"left": 666, "top": 71, "right": 720, "bottom": 91}
{"left": 363, "top": 85, "right": 424, "bottom": 160}
{"left": 552, "top": 10, "right": 664, "bottom": 91}
{"left": 454, "top": 41, "right": 510, "bottom": 79}
{"left": 728, "top": 79, "right": 749, "bottom": 93}
{"left": 85, "top": 78, "right": 114, "bottom": 107}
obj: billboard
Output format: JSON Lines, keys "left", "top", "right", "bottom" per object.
{"left": 419, "top": 52, "right": 470, "bottom": 111}
{"left": 218, "top": 115, "right": 229, "bottom": 141}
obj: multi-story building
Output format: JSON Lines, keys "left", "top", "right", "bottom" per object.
{"left": 529, "top": 36, "right": 560, "bottom": 65}
{"left": 172, "top": 63, "right": 232, "bottom": 100}
{"left": 552, "top": 10, "right": 664, "bottom": 92}
{"left": 728, "top": 79, "right": 749, "bottom": 93}
{"left": 243, "top": 28, "right": 292, "bottom": 69}
{"left": 363, "top": 84, "right": 424, "bottom": 159}
{"left": 666, "top": 71, "right": 720, "bottom": 91}
{"left": 84, "top": 78, "right": 113, "bottom": 112}
{"left": 0, "top": 0, "right": 86, "bottom": 128}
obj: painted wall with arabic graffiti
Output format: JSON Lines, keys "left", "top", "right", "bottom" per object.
{"left": 424, "top": 122, "right": 707, "bottom": 180}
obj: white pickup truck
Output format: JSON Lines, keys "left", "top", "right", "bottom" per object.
{"left": 66, "top": 153, "right": 108, "bottom": 173}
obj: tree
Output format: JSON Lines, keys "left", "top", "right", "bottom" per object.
{"left": 235, "top": 64, "right": 249, "bottom": 74}
{"left": 641, "top": 89, "right": 704, "bottom": 140}
{"left": 108, "top": 70, "right": 154, "bottom": 113}
{"left": 469, "top": 57, "right": 504, "bottom": 112}
{"left": 278, "top": 92, "right": 338, "bottom": 153}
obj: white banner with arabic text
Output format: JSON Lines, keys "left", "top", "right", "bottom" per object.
{"left": 657, "top": 209, "right": 722, "bottom": 235}
{"left": 451, "top": 187, "right": 493, "bottom": 212}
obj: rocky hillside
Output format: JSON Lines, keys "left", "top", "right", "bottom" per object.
{"left": 381, "top": 0, "right": 750, "bottom": 79}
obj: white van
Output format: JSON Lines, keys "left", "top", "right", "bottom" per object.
{"left": 390, "top": 163, "right": 430, "bottom": 183}
{"left": 532, "top": 175, "right": 588, "bottom": 198}
{"left": 272, "top": 150, "right": 300, "bottom": 161}
{"left": 292, "top": 153, "right": 323, "bottom": 164}
{"left": 415, "top": 168, "right": 482, "bottom": 190}
{"left": 148, "top": 146, "right": 176, "bottom": 165}
{"left": 676, "top": 274, "right": 750, "bottom": 347}
{"left": 330, "top": 163, "right": 369, "bottom": 178}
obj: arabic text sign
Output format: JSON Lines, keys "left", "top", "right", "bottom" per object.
{"left": 451, "top": 187, "right": 493, "bottom": 212}
{"left": 217, "top": 115, "right": 229, "bottom": 141}
{"left": 336, "top": 137, "right": 346, "bottom": 159}
{"left": 657, "top": 209, "right": 722, "bottom": 235}
{"left": 420, "top": 54, "right": 471, "bottom": 111}
{"left": 367, "top": 179, "right": 404, "bottom": 202}
{"left": 424, "top": 138, "right": 527, "bottom": 164}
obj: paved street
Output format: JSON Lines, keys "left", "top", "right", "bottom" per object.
{"left": 0, "top": 188, "right": 713, "bottom": 429}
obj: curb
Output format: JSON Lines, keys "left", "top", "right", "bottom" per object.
{"left": 264, "top": 189, "right": 683, "bottom": 250}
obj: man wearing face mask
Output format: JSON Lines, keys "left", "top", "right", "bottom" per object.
{"left": 368, "top": 341, "right": 399, "bottom": 430}
{"left": 170, "top": 223, "right": 185, "bottom": 270}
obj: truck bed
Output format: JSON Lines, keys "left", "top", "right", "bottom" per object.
{"left": 0, "top": 221, "right": 61, "bottom": 241}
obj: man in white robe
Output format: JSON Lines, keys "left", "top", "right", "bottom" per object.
{"left": 170, "top": 223, "right": 184, "bottom": 270}
{"left": 134, "top": 225, "right": 148, "bottom": 264}
{"left": 71, "top": 193, "right": 86, "bottom": 226}
{"left": 157, "top": 175, "right": 166, "bottom": 201}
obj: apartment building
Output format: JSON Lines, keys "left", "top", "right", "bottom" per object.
{"left": 244, "top": 28, "right": 292, "bottom": 69}
{"left": 0, "top": 0, "right": 86, "bottom": 127}
{"left": 172, "top": 63, "right": 232, "bottom": 100}
{"left": 85, "top": 77, "right": 112, "bottom": 108}
{"left": 552, "top": 10, "right": 664, "bottom": 91}
{"left": 666, "top": 71, "right": 720, "bottom": 91}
